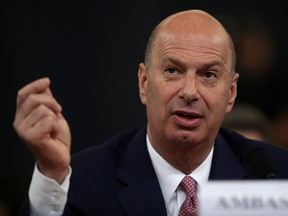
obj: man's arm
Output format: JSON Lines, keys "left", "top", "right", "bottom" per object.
{"left": 14, "top": 78, "right": 72, "bottom": 213}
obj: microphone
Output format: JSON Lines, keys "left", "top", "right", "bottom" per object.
{"left": 246, "top": 148, "right": 277, "bottom": 179}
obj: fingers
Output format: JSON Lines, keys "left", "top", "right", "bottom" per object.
{"left": 16, "top": 77, "right": 61, "bottom": 113}
{"left": 14, "top": 78, "right": 72, "bottom": 183}
{"left": 16, "top": 91, "right": 61, "bottom": 123}
{"left": 14, "top": 78, "right": 62, "bottom": 123}
{"left": 13, "top": 78, "right": 62, "bottom": 138}
{"left": 24, "top": 113, "right": 59, "bottom": 146}
{"left": 17, "top": 77, "right": 50, "bottom": 108}
{"left": 20, "top": 103, "right": 58, "bottom": 136}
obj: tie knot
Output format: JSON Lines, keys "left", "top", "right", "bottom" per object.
{"left": 179, "top": 176, "right": 197, "bottom": 197}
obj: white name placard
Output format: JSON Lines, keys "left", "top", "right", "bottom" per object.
{"left": 199, "top": 180, "right": 288, "bottom": 216}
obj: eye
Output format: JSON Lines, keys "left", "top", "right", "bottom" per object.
{"left": 203, "top": 71, "right": 216, "bottom": 79}
{"left": 165, "top": 66, "right": 178, "bottom": 74}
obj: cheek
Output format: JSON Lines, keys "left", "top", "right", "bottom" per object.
{"left": 204, "top": 88, "right": 230, "bottom": 114}
{"left": 147, "top": 82, "right": 166, "bottom": 108}
{"left": 146, "top": 80, "right": 177, "bottom": 113}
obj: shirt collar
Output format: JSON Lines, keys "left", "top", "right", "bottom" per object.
{"left": 146, "top": 134, "right": 213, "bottom": 205}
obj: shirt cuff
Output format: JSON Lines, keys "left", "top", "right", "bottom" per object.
{"left": 29, "top": 164, "right": 71, "bottom": 216}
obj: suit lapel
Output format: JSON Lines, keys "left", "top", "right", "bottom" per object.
{"left": 209, "top": 131, "right": 248, "bottom": 180}
{"left": 114, "top": 127, "right": 250, "bottom": 215}
{"left": 115, "top": 128, "right": 167, "bottom": 216}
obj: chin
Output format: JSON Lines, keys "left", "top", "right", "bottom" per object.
{"left": 168, "top": 130, "right": 202, "bottom": 146}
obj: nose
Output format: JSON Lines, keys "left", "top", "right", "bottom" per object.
{"left": 178, "top": 73, "right": 200, "bottom": 103}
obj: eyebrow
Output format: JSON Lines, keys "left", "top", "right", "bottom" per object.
{"left": 162, "top": 56, "right": 224, "bottom": 69}
{"left": 161, "top": 56, "right": 186, "bottom": 67}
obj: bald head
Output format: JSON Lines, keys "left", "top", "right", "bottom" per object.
{"left": 144, "top": 9, "right": 236, "bottom": 72}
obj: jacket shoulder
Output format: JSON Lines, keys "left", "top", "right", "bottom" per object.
{"left": 219, "top": 127, "right": 288, "bottom": 178}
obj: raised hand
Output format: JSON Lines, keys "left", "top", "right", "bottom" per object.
{"left": 13, "top": 77, "right": 71, "bottom": 183}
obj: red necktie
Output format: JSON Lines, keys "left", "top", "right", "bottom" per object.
{"left": 178, "top": 176, "right": 199, "bottom": 216}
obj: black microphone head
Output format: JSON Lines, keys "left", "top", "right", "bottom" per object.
{"left": 246, "top": 148, "right": 277, "bottom": 179}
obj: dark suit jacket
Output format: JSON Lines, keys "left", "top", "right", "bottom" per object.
{"left": 19, "top": 126, "right": 288, "bottom": 216}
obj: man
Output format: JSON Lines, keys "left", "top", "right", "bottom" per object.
{"left": 14, "top": 9, "right": 288, "bottom": 216}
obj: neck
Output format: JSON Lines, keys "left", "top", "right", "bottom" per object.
{"left": 151, "top": 139, "right": 213, "bottom": 174}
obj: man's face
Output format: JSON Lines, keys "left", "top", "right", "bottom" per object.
{"left": 138, "top": 26, "right": 238, "bottom": 149}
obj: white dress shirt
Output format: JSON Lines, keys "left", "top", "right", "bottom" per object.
{"left": 29, "top": 134, "right": 213, "bottom": 216}
{"left": 146, "top": 135, "right": 213, "bottom": 216}
{"left": 29, "top": 165, "right": 71, "bottom": 216}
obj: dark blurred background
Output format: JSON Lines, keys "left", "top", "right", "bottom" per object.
{"left": 0, "top": 0, "right": 287, "bottom": 215}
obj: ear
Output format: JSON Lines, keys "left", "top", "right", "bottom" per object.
{"left": 138, "top": 63, "right": 148, "bottom": 105}
{"left": 226, "top": 72, "right": 239, "bottom": 113}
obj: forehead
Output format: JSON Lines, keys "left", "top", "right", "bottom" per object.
{"left": 158, "top": 30, "right": 226, "bottom": 53}
{"left": 151, "top": 12, "right": 232, "bottom": 63}
{"left": 153, "top": 31, "right": 231, "bottom": 69}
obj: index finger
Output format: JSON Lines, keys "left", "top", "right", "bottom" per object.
{"left": 16, "top": 77, "right": 51, "bottom": 109}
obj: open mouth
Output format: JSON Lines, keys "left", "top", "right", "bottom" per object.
{"left": 175, "top": 111, "right": 202, "bottom": 119}
{"left": 177, "top": 113, "right": 196, "bottom": 119}
{"left": 172, "top": 110, "right": 203, "bottom": 128}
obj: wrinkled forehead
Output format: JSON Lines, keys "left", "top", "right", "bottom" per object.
{"left": 156, "top": 30, "right": 227, "bottom": 51}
